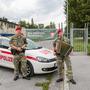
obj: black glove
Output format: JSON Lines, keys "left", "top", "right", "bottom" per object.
{"left": 21, "top": 48, "right": 25, "bottom": 53}
{"left": 11, "top": 49, "right": 17, "bottom": 55}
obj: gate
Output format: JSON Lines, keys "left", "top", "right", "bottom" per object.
{"left": 70, "top": 23, "right": 88, "bottom": 55}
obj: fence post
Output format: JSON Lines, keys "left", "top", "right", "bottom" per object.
{"left": 85, "top": 23, "right": 88, "bottom": 54}
{"left": 70, "top": 23, "right": 73, "bottom": 47}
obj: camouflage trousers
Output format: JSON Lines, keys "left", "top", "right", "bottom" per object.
{"left": 56, "top": 55, "right": 73, "bottom": 80}
{"left": 13, "top": 53, "right": 28, "bottom": 77}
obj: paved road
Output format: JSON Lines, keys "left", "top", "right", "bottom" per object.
{"left": 0, "top": 67, "right": 43, "bottom": 90}
{"left": 0, "top": 40, "right": 58, "bottom": 90}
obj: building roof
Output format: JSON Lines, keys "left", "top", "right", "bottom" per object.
{"left": 0, "top": 18, "right": 18, "bottom": 25}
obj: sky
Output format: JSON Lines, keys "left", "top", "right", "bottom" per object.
{"left": 0, "top": 0, "right": 66, "bottom": 28}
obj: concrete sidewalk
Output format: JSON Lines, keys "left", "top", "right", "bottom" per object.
{"left": 64, "top": 55, "right": 90, "bottom": 90}
{"left": 49, "top": 72, "right": 64, "bottom": 90}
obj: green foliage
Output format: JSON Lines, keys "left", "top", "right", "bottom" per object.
{"left": 18, "top": 18, "right": 38, "bottom": 29}
{"left": 35, "top": 82, "right": 50, "bottom": 90}
{"left": 64, "top": 0, "right": 90, "bottom": 28}
{"left": 87, "top": 44, "right": 90, "bottom": 55}
{"left": 87, "top": 39, "right": 90, "bottom": 55}
{"left": 19, "top": 20, "right": 27, "bottom": 28}
{"left": 73, "top": 39, "right": 85, "bottom": 51}
{"left": 0, "top": 17, "right": 8, "bottom": 21}
{"left": 45, "top": 22, "right": 56, "bottom": 29}
{"left": 35, "top": 73, "right": 53, "bottom": 90}
{"left": 45, "top": 25, "right": 50, "bottom": 29}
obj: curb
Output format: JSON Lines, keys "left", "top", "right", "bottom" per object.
{"left": 64, "top": 63, "right": 70, "bottom": 90}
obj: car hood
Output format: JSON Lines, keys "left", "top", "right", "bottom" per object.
{"left": 25, "top": 48, "right": 56, "bottom": 59}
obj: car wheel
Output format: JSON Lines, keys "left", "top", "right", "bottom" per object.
{"left": 27, "top": 61, "right": 34, "bottom": 77}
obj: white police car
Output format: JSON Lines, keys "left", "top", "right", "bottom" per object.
{"left": 0, "top": 36, "right": 57, "bottom": 76}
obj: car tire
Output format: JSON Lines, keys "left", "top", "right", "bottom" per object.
{"left": 27, "top": 61, "right": 34, "bottom": 77}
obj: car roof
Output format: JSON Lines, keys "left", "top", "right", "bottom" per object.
{"left": 0, "top": 36, "right": 33, "bottom": 42}
{"left": 0, "top": 36, "right": 10, "bottom": 40}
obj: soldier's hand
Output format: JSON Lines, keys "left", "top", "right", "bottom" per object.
{"left": 17, "top": 47, "right": 22, "bottom": 51}
{"left": 22, "top": 45, "right": 26, "bottom": 49}
{"left": 53, "top": 51, "right": 56, "bottom": 55}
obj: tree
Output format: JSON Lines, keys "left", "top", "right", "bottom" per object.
{"left": 30, "top": 18, "right": 38, "bottom": 29}
{"left": 29, "top": 24, "right": 38, "bottom": 29}
{"left": 64, "top": 0, "right": 90, "bottom": 28}
{"left": 31, "top": 18, "right": 34, "bottom": 25}
{"left": 19, "top": 20, "right": 27, "bottom": 28}
{"left": 45, "top": 22, "right": 56, "bottom": 29}
{"left": 52, "top": 22, "right": 56, "bottom": 28}
{"left": 2, "top": 17, "right": 8, "bottom": 21}
{"left": 19, "top": 19, "right": 38, "bottom": 29}
{"left": 45, "top": 25, "right": 50, "bottom": 29}
{"left": 0, "top": 17, "right": 8, "bottom": 22}
{"left": 26, "top": 22, "right": 31, "bottom": 28}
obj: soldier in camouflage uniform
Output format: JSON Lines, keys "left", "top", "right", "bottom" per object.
{"left": 53, "top": 29, "right": 76, "bottom": 84}
{"left": 9, "top": 26, "right": 30, "bottom": 81}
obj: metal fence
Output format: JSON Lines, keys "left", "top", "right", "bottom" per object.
{"left": 70, "top": 24, "right": 88, "bottom": 55}
{"left": 25, "top": 29, "right": 57, "bottom": 41}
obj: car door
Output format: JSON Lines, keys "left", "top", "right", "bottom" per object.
{"left": 0, "top": 37, "right": 14, "bottom": 68}
{"left": 0, "top": 38, "right": 4, "bottom": 66}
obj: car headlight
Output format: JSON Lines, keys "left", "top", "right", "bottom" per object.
{"left": 37, "top": 56, "right": 49, "bottom": 63}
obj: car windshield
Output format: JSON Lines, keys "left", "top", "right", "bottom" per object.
{"left": 0, "top": 37, "right": 10, "bottom": 48}
{"left": 26, "top": 39, "right": 42, "bottom": 50}
{"left": 0, "top": 37, "right": 42, "bottom": 50}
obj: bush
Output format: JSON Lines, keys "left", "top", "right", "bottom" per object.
{"left": 87, "top": 44, "right": 90, "bottom": 55}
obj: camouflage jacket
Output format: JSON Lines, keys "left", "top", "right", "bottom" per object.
{"left": 9, "top": 35, "right": 27, "bottom": 48}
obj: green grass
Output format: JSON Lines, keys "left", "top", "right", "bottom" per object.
{"left": 73, "top": 39, "right": 85, "bottom": 52}
{"left": 73, "top": 38, "right": 90, "bottom": 55}
{"left": 35, "top": 73, "right": 53, "bottom": 90}
{"left": 35, "top": 82, "right": 50, "bottom": 90}
{"left": 87, "top": 39, "right": 90, "bottom": 55}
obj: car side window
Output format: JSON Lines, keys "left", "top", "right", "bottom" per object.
{"left": 0, "top": 45, "right": 9, "bottom": 49}
{"left": 1, "top": 38, "right": 10, "bottom": 49}
{"left": 0, "top": 45, "right": 3, "bottom": 48}
{"left": 0, "top": 38, "right": 2, "bottom": 44}
{"left": 0, "top": 38, "right": 2, "bottom": 48}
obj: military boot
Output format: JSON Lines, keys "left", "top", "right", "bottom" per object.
{"left": 56, "top": 78, "right": 63, "bottom": 83}
{"left": 22, "top": 76, "right": 31, "bottom": 80}
{"left": 13, "top": 76, "right": 19, "bottom": 81}
{"left": 69, "top": 79, "right": 76, "bottom": 84}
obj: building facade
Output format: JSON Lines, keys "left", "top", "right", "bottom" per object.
{"left": 0, "top": 18, "right": 18, "bottom": 34}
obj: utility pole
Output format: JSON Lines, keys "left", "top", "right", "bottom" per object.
{"left": 67, "top": 0, "right": 68, "bottom": 39}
